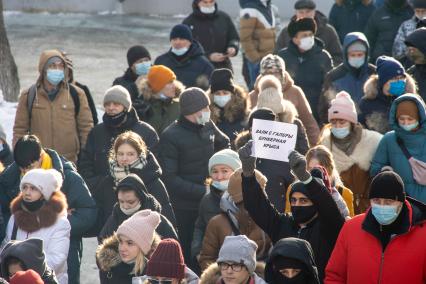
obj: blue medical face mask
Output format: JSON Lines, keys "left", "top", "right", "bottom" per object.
{"left": 171, "top": 47, "right": 189, "bottom": 56}
{"left": 400, "top": 121, "right": 419, "bottom": 131}
{"left": 388, "top": 80, "right": 406, "bottom": 96}
{"left": 46, "top": 69, "right": 64, "bottom": 86}
{"left": 214, "top": 94, "right": 231, "bottom": 108}
{"left": 135, "top": 61, "right": 151, "bottom": 76}
{"left": 371, "top": 203, "right": 401, "bottom": 225}
{"left": 212, "top": 180, "right": 229, "bottom": 191}
{"left": 348, "top": 56, "right": 365, "bottom": 68}
{"left": 331, "top": 126, "right": 351, "bottom": 139}
{"left": 196, "top": 110, "right": 211, "bottom": 125}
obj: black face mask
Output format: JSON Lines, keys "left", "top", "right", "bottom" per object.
{"left": 22, "top": 199, "right": 45, "bottom": 212}
{"left": 291, "top": 205, "right": 317, "bottom": 224}
{"left": 273, "top": 270, "right": 308, "bottom": 284}
{"left": 103, "top": 111, "right": 127, "bottom": 128}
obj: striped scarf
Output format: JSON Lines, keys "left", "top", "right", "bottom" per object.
{"left": 109, "top": 154, "right": 147, "bottom": 185}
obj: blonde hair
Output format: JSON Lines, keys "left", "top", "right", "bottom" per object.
{"left": 306, "top": 145, "right": 343, "bottom": 186}
{"left": 109, "top": 131, "right": 147, "bottom": 161}
{"left": 132, "top": 232, "right": 161, "bottom": 275}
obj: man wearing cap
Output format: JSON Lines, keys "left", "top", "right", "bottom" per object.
{"left": 78, "top": 85, "right": 159, "bottom": 193}
{"left": 113, "top": 45, "right": 152, "bottom": 101}
{"left": 275, "top": 0, "right": 343, "bottom": 65}
{"left": 319, "top": 32, "right": 376, "bottom": 125}
{"left": 13, "top": 49, "right": 94, "bottom": 164}
{"left": 154, "top": 24, "right": 214, "bottom": 90}
{"left": 326, "top": 170, "right": 426, "bottom": 284}
{"left": 278, "top": 18, "right": 333, "bottom": 121}
{"left": 405, "top": 27, "right": 426, "bottom": 101}
{"left": 158, "top": 87, "right": 229, "bottom": 263}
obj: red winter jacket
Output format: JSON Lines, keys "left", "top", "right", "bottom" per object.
{"left": 325, "top": 199, "right": 426, "bottom": 284}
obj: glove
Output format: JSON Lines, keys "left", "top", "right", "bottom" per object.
{"left": 238, "top": 140, "right": 256, "bottom": 177}
{"left": 289, "top": 150, "right": 311, "bottom": 182}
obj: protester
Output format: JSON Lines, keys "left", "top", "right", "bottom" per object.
{"left": 99, "top": 174, "right": 177, "bottom": 242}
{"left": 278, "top": 17, "right": 334, "bottom": 121}
{"left": 200, "top": 235, "right": 267, "bottom": 284}
{"left": 208, "top": 68, "right": 248, "bottom": 144}
{"left": 158, "top": 87, "right": 229, "bottom": 262}
{"left": 405, "top": 27, "right": 426, "bottom": 101}
{"left": 239, "top": 0, "right": 276, "bottom": 89}
{"left": 325, "top": 170, "right": 426, "bottom": 283}
{"left": 329, "top": 0, "right": 376, "bottom": 43}
{"left": 0, "top": 124, "right": 13, "bottom": 168}
{"left": 78, "top": 86, "right": 159, "bottom": 193}
{"left": 135, "top": 65, "right": 183, "bottom": 134}
{"left": 239, "top": 145, "right": 345, "bottom": 281}
{"left": 249, "top": 54, "right": 320, "bottom": 145}
{"left": 319, "top": 32, "right": 376, "bottom": 125}
{"left": 319, "top": 92, "right": 382, "bottom": 214}
{"left": 276, "top": 0, "right": 343, "bottom": 64}
{"left": 0, "top": 135, "right": 96, "bottom": 284}
{"left": 364, "top": 0, "right": 413, "bottom": 62}
{"left": 113, "top": 45, "right": 152, "bottom": 101}
{"left": 0, "top": 238, "right": 58, "bottom": 283}
{"left": 154, "top": 24, "right": 214, "bottom": 90}
{"left": 3, "top": 169, "right": 70, "bottom": 283}
{"left": 371, "top": 94, "right": 426, "bottom": 203}
{"left": 359, "top": 55, "right": 416, "bottom": 134}
{"left": 191, "top": 149, "right": 241, "bottom": 262}
{"left": 96, "top": 210, "right": 161, "bottom": 284}
{"left": 183, "top": 0, "right": 239, "bottom": 70}
{"left": 12, "top": 49, "right": 93, "bottom": 164}
{"left": 198, "top": 168, "right": 271, "bottom": 270}
{"left": 264, "top": 238, "right": 320, "bottom": 284}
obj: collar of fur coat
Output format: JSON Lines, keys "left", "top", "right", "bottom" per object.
{"left": 320, "top": 127, "right": 382, "bottom": 172}
{"left": 11, "top": 191, "right": 67, "bottom": 233}
{"left": 200, "top": 262, "right": 266, "bottom": 284}
{"left": 363, "top": 73, "right": 417, "bottom": 100}
{"left": 209, "top": 85, "right": 248, "bottom": 124}
{"left": 96, "top": 235, "right": 122, "bottom": 272}
{"left": 136, "top": 77, "right": 185, "bottom": 101}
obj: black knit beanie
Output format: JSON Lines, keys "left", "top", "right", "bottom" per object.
{"left": 369, "top": 170, "right": 406, "bottom": 202}
{"left": 210, "top": 68, "right": 235, "bottom": 93}
{"left": 127, "top": 45, "right": 151, "bottom": 67}
{"left": 248, "top": 108, "right": 276, "bottom": 128}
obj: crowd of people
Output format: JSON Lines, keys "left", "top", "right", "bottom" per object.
{"left": 0, "top": 0, "right": 426, "bottom": 283}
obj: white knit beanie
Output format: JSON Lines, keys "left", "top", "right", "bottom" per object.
{"left": 217, "top": 235, "right": 258, "bottom": 274}
{"left": 208, "top": 149, "right": 242, "bottom": 174}
{"left": 328, "top": 91, "right": 358, "bottom": 124}
{"left": 20, "top": 169, "right": 63, "bottom": 200}
{"left": 116, "top": 209, "right": 161, "bottom": 254}
{"left": 257, "top": 75, "right": 284, "bottom": 115}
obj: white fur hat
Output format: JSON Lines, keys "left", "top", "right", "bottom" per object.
{"left": 20, "top": 169, "right": 63, "bottom": 200}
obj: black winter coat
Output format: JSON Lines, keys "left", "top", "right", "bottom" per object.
{"left": 183, "top": 3, "right": 240, "bottom": 70}
{"left": 78, "top": 108, "right": 159, "bottom": 192}
{"left": 278, "top": 39, "right": 333, "bottom": 121}
{"left": 408, "top": 65, "right": 426, "bottom": 102}
{"left": 158, "top": 116, "right": 230, "bottom": 210}
{"left": 113, "top": 68, "right": 140, "bottom": 102}
{"left": 0, "top": 143, "right": 13, "bottom": 169}
{"left": 364, "top": 0, "right": 413, "bottom": 62}
{"left": 242, "top": 175, "right": 344, "bottom": 282}
{"left": 154, "top": 41, "right": 214, "bottom": 90}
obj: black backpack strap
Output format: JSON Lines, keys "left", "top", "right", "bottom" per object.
{"left": 11, "top": 222, "right": 18, "bottom": 240}
{"left": 224, "top": 212, "right": 241, "bottom": 236}
{"left": 396, "top": 137, "right": 412, "bottom": 160}
{"left": 69, "top": 84, "right": 80, "bottom": 117}
{"left": 337, "top": 185, "right": 343, "bottom": 196}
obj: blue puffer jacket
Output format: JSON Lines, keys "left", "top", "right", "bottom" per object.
{"left": 371, "top": 94, "right": 426, "bottom": 203}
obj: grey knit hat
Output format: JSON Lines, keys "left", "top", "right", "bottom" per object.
{"left": 179, "top": 87, "right": 210, "bottom": 115}
{"left": 103, "top": 85, "right": 132, "bottom": 111}
{"left": 208, "top": 149, "right": 242, "bottom": 174}
{"left": 217, "top": 235, "right": 258, "bottom": 274}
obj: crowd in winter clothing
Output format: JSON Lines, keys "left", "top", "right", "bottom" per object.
{"left": 1, "top": 0, "right": 426, "bottom": 283}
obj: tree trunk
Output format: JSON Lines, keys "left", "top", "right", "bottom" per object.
{"left": 0, "top": 0, "right": 20, "bottom": 102}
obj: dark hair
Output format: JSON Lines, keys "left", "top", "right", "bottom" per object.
{"left": 109, "top": 131, "right": 147, "bottom": 161}
{"left": 14, "top": 135, "right": 42, "bottom": 168}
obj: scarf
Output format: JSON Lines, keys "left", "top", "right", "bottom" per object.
{"left": 109, "top": 154, "right": 148, "bottom": 185}
{"left": 332, "top": 123, "right": 363, "bottom": 156}
{"left": 103, "top": 111, "right": 128, "bottom": 128}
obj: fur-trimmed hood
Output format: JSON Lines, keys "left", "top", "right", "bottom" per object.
{"left": 209, "top": 85, "right": 248, "bottom": 124}
{"left": 11, "top": 191, "right": 67, "bottom": 233}
{"left": 363, "top": 73, "right": 417, "bottom": 100}
{"left": 200, "top": 262, "right": 266, "bottom": 284}
{"left": 96, "top": 234, "right": 122, "bottom": 272}
{"left": 136, "top": 77, "right": 185, "bottom": 101}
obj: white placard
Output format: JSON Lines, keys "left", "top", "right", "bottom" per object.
{"left": 251, "top": 119, "right": 298, "bottom": 162}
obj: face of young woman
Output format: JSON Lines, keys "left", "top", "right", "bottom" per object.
{"left": 116, "top": 143, "right": 139, "bottom": 167}
{"left": 117, "top": 190, "right": 140, "bottom": 210}
{"left": 118, "top": 235, "right": 140, "bottom": 263}
{"left": 211, "top": 165, "right": 234, "bottom": 182}
{"left": 21, "top": 183, "right": 43, "bottom": 202}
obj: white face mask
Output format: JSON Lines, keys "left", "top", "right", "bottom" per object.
{"left": 348, "top": 56, "right": 365, "bottom": 68}
{"left": 212, "top": 180, "right": 229, "bottom": 191}
{"left": 196, "top": 110, "right": 211, "bottom": 125}
{"left": 200, "top": 5, "right": 215, "bottom": 14}
{"left": 214, "top": 94, "right": 231, "bottom": 108}
{"left": 171, "top": 47, "right": 189, "bottom": 56}
{"left": 298, "top": 36, "right": 315, "bottom": 51}
{"left": 120, "top": 202, "right": 141, "bottom": 216}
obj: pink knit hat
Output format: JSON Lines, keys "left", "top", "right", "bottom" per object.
{"left": 328, "top": 91, "right": 358, "bottom": 124}
{"left": 116, "top": 209, "right": 161, "bottom": 254}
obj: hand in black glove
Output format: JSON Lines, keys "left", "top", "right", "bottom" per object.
{"left": 238, "top": 140, "right": 256, "bottom": 177}
{"left": 289, "top": 150, "right": 311, "bottom": 182}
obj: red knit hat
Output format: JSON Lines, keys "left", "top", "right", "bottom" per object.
{"left": 146, "top": 238, "right": 186, "bottom": 280}
{"left": 10, "top": 270, "right": 43, "bottom": 284}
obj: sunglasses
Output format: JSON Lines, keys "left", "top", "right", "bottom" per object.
{"left": 148, "top": 278, "right": 173, "bottom": 284}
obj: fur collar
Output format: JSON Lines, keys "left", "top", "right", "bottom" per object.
{"left": 136, "top": 78, "right": 185, "bottom": 101}
{"left": 11, "top": 191, "right": 67, "bottom": 233}
{"left": 320, "top": 126, "right": 382, "bottom": 172}
{"left": 209, "top": 85, "right": 248, "bottom": 124}
{"left": 96, "top": 234, "right": 122, "bottom": 272}
{"left": 363, "top": 74, "right": 417, "bottom": 100}
{"left": 200, "top": 262, "right": 266, "bottom": 284}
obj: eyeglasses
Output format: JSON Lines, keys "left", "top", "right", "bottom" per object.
{"left": 218, "top": 262, "right": 245, "bottom": 272}
{"left": 148, "top": 278, "right": 173, "bottom": 284}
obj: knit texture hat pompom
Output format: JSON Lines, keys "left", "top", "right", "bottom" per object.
{"left": 376, "top": 56, "right": 405, "bottom": 88}
{"left": 260, "top": 54, "right": 286, "bottom": 75}
{"left": 328, "top": 91, "right": 358, "bottom": 124}
{"left": 257, "top": 75, "right": 284, "bottom": 115}
{"left": 20, "top": 169, "right": 63, "bottom": 200}
{"left": 170, "top": 24, "right": 193, "bottom": 41}
{"left": 217, "top": 235, "right": 258, "bottom": 274}
{"left": 179, "top": 87, "right": 210, "bottom": 115}
{"left": 127, "top": 45, "right": 151, "bottom": 67}
{"left": 369, "top": 170, "right": 405, "bottom": 202}
{"left": 209, "top": 149, "right": 242, "bottom": 174}
{"left": 148, "top": 65, "right": 176, "bottom": 93}
{"left": 103, "top": 85, "right": 132, "bottom": 111}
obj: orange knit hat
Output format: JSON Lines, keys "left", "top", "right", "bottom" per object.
{"left": 147, "top": 65, "right": 176, "bottom": 93}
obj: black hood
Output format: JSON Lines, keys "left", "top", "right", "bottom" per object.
{"left": 405, "top": 28, "right": 426, "bottom": 55}
{"left": 265, "top": 238, "right": 320, "bottom": 284}
{"left": 0, "top": 238, "right": 47, "bottom": 278}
